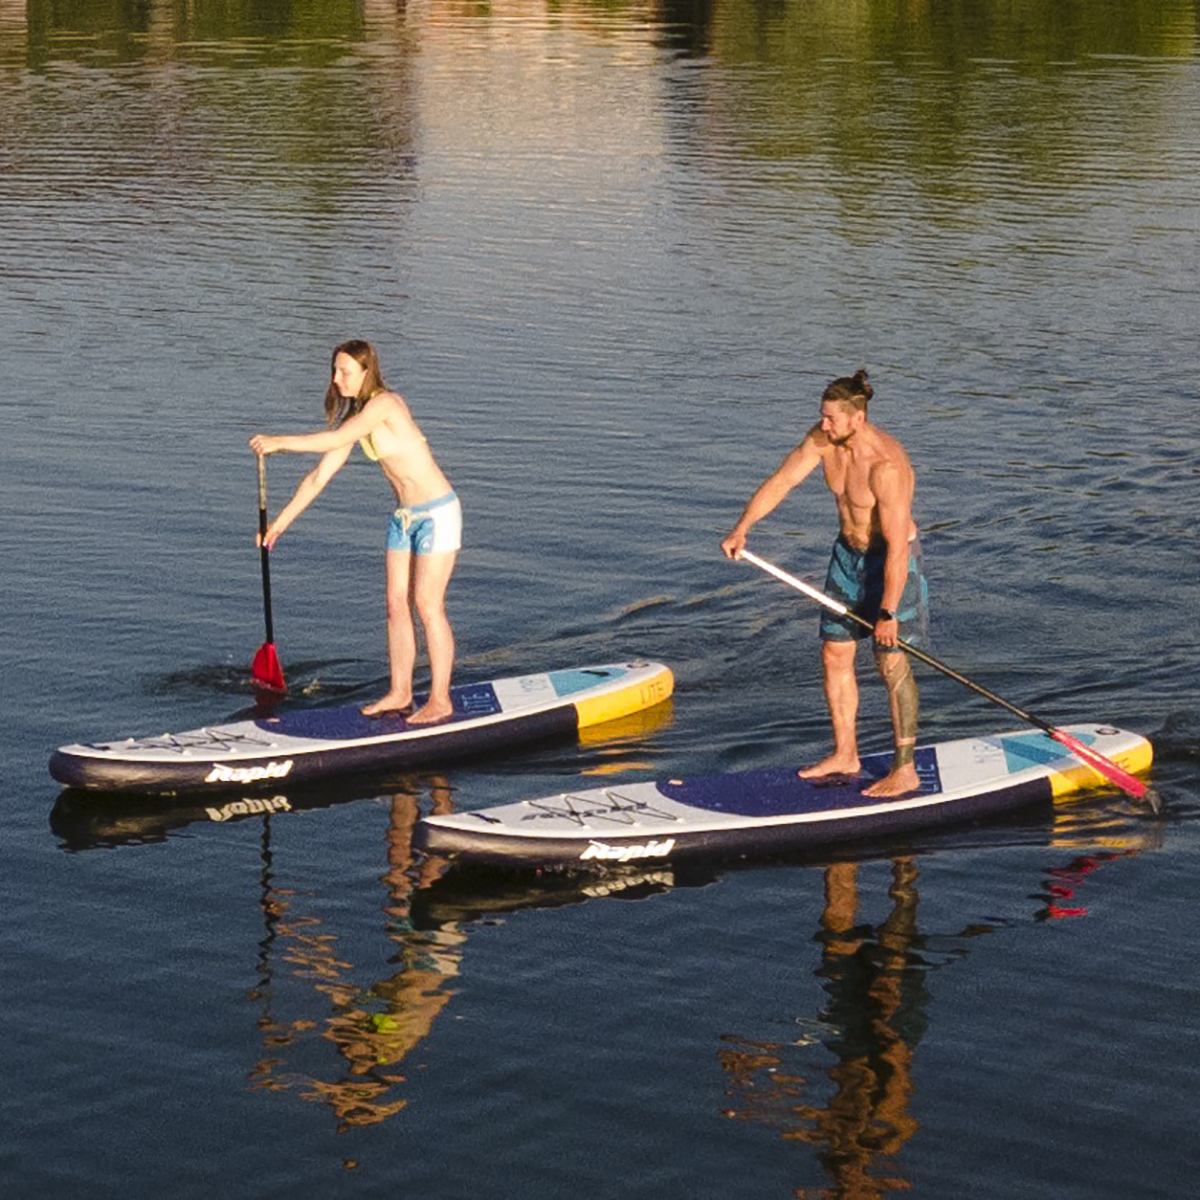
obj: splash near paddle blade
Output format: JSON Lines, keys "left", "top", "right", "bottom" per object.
{"left": 251, "top": 641, "right": 286, "bottom": 694}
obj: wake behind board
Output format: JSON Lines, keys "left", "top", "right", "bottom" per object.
{"left": 413, "top": 724, "right": 1152, "bottom": 869}
{"left": 49, "top": 660, "right": 673, "bottom": 796}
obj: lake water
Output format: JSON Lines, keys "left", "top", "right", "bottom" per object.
{"left": 3, "top": 0, "right": 1199, "bottom": 1195}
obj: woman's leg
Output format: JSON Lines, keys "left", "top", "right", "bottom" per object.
{"left": 361, "top": 549, "right": 417, "bottom": 716}
{"left": 408, "top": 549, "right": 458, "bottom": 724}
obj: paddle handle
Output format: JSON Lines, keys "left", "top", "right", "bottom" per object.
{"left": 737, "top": 549, "right": 1147, "bottom": 799}
{"left": 257, "top": 455, "right": 275, "bottom": 644}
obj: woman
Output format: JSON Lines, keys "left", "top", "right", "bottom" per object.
{"left": 249, "top": 340, "right": 461, "bottom": 722}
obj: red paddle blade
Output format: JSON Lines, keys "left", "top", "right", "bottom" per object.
{"left": 1050, "top": 730, "right": 1146, "bottom": 799}
{"left": 251, "top": 641, "right": 286, "bottom": 694}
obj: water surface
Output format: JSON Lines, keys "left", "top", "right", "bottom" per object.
{"left": 3, "top": 0, "right": 1199, "bottom": 1195}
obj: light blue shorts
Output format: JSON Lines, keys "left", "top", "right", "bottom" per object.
{"left": 386, "top": 492, "right": 462, "bottom": 556}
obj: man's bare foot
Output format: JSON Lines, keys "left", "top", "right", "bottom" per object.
{"left": 862, "top": 764, "right": 920, "bottom": 798}
{"left": 798, "top": 754, "right": 861, "bottom": 780}
{"left": 407, "top": 698, "right": 454, "bottom": 725}
{"left": 361, "top": 692, "right": 413, "bottom": 718}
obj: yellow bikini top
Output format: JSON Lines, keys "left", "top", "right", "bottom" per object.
{"left": 359, "top": 427, "right": 427, "bottom": 462}
{"left": 357, "top": 389, "right": 385, "bottom": 461}
{"left": 357, "top": 393, "right": 427, "bottom": 462}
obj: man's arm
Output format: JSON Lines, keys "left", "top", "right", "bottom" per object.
{"left": 721, "top": 430, "right": 825, "bottom": 559}
{"left": 870, "top": 459, "right": 914, "bottom": 645}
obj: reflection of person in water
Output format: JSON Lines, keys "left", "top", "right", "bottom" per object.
{"left": 811, "top": 859, "right": 925, "bottom": 1187}
{"left": 249, "top": 776, "right": 465, "bottom": 1131}
{"left": 717, "top": 841, "right": 1152, "bottom": 1193}
{"left": 719, "top": 858, "right": 927, "bottom": 1195}
{"left": 332, "top": 784, "right": 464, "bottom": 1088}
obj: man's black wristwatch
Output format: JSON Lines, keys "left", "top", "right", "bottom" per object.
{"left": 878, "top": 608, "right": 896, "bottom": 622}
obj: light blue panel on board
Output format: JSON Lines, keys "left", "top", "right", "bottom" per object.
{"left": 1001, "top": 730, "right": 1093, "bottom": 774}
{"left": 549, "top": 666, "right": 625, "bottom": 698}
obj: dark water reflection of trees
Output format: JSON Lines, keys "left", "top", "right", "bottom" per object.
{"left": 8, "top": 0, "right": 1193, "bottom": 234}
{"left": 14, "top": 0, "right": 1196, "bottom": 68}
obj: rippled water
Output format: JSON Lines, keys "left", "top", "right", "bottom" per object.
{"left": 3, "top": 1, "right": 1200, "bottom": 1195}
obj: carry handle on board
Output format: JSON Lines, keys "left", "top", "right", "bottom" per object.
{"left": 737, "top": 549, "right": 1147, "bottom": 800}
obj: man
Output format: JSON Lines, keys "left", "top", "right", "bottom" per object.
{"left": 721, "top": 369, "right": 929, "bottom": 798}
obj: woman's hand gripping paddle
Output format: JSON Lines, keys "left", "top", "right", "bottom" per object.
{"left": 251, "top": 455, "right": 286, "bottom": 695}
{"left": 737, "top": 549, "right": 1147, "bottom": 800}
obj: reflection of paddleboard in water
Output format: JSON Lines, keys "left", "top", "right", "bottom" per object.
{"left": 414, "top": 725, "right": 1152, "bottom": 869}
{"left": 49, "top": 660, "right": 674, "bottom": 796}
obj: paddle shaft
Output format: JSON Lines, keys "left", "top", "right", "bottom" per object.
{"left": 257, "top": 455, "right": 275, "bottom": 644}
{"left": 738, "top": 549, "right": 1146, "bottom": 798}
{"left": 741, "top": 550, "right": 1037, "bottom": 722}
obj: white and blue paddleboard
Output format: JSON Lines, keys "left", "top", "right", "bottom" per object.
{"left": 413, "top": 724, "right": 1152, "bottom": 869}
{"left": 49, "top": 660, "right": 674, "bottom": 796}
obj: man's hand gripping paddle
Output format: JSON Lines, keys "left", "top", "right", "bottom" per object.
{"left": 737, "top": 549, "right": 1148, "bottom": 801}
{"left": 251, "top": 454, "right": 286, "bottom": 695}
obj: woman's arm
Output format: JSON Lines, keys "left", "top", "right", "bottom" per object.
{"left": 259, "top": 443, "right": 354, "bottom": 548}
{"left": 250, "top": 394, "right": 398, "bottom": 457}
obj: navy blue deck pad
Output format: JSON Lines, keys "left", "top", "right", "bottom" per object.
{"left": 251, "top": 683, "right": 502, "bottom": 741}
{"left": 278, "top": 705, "right": 579, "bottom": 780}
{"left": 655, "top": 746, "right": 942, "bottom": 817}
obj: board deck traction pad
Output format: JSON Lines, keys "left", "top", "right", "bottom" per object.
{"left": 413, "top": 724, "right": 1153, "bottom": 868}
{"left": 49, "top": 660, "right": 674, "bottom": 794}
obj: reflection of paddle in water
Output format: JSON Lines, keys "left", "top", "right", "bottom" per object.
{"left": 1036, "top": 850, "right": 1141, "bottom": 921}
{"left": 247, "top": 775, "right": 464, "bottom": 1131}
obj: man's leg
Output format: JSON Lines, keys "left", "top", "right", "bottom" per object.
{"left": 863, "top": 650, "right": 920, "bottom": 797}
{"left": 799, "top": 639, "right": 861, "bottom": 778}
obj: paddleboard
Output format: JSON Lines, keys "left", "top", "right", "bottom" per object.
{"left": 413, "top": 724, "right": 1152, "bottom": 869}
{"left": 49, "top": 659, "right": 674, "bottom": 796}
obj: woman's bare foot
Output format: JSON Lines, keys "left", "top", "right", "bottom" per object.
{"left": 408, "top": 698, "right": 454, "bottom": 725}
{"left": 361, "top": 692, "right": 413, "bottom": 718}
{"left": 862, "top": 763, "right": 920, "bottom": 798}
{"left": 798, "top": 753, "right": 861, "bottom": 780}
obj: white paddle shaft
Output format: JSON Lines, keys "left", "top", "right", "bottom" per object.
{"left": 739, "top": 549, "right": 851, "bottom": 617}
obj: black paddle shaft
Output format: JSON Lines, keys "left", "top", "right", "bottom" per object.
{"left": 837, "top": 604, "right": 1056, "bottom": 734}
{"left": 257, "top": 456, "right": 275, "bottom": 644}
